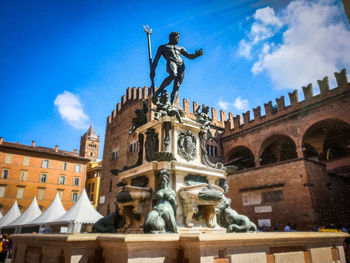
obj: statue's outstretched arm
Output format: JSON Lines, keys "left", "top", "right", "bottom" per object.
{"left": 181, "top": 47, "right": 203, "bottom": 60}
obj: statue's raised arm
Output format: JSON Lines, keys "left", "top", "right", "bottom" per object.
{"left": 181, "top": 48, "right": 203, "bottom": 60}
{"left": 151, "top": 32, "right": 204, "bottom": 105}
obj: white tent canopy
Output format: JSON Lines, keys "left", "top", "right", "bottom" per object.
{"left": 29, "top": 193, "right": 66, "bottom": 226}
{"left": 48, "top": 189, "right": 103, "bottom": 232}
{"left": 0, "top": 200, "right": 21, "bottom": 228}
{"left": 7, "top": 197, "right": 42, "bottom": 229}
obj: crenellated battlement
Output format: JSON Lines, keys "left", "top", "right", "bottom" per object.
{"left": 106, "top": 86, "right": 149, "bottom": 125}
{"left": 106, "top": 69, "right": 349, "bottom": 132}
{"left": 106, "top": 86, "right": 228, "bottom": 128}
{"left": 223, "top": 68, "right": 349, "bottom": 135}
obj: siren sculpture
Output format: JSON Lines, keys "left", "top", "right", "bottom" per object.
{"left": 144, "top": 169, "right": 178, "bottom": 233}
{"left": 216, "top": 178, "right": 257, "bottom": 232}
{"left": 92, "top": 204, "right": 125, "bottom": 233}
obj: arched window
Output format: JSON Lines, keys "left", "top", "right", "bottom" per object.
{"left": 205, "top": 137, "right": 222, "bottom": 163}
{"left": 206, "top": 145, "right": 218, "bottom": 157}
{"left": 111, "top": 141, "right": 120, "bottom": 160}
{"left": 111, "top": 149, "right": 120, "bottom": 159}
{"left": 259, "top": 135, "right": 297, "bottom": 166}
{"left": 128, "top": 141, "right": 138, "bottom": 152}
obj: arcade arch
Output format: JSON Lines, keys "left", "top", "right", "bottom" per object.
{"left": 302, "top": 119, "right": 350, "bottom": 161}
{"left": 259, "top": 134, "right": 297, "bottom": 166}
{"left": 226, "top": 146, "right": 255, "bottom": 170}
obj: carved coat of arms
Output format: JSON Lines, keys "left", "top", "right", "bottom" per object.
{"left": 177, "top": 131, "right": 196, "bottom": 161}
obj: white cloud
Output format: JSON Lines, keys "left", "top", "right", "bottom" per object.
{"left": 233, "top": 97, "right": 249, "bottom": 111}
{"left": 253, "top": 7, "right": 282, "bottom": 26}
{"left": 252, "top": 43, "right": 271, "bottom": 74}
{"left": 237, "top": 40, "right": 252, "bottom": 59}
{"left": 250, "top": 23, "right": 275, "bottom": 43}
{"left": 239, "top": 0, "right": 350, "bottom": 90}
{"left": 237, "top": 6, "right": 282, "bottom": 58}
{"left": 218, "top": 99, "right": 231, "bottom": 110}
{"left": 54, "top": 91, "right": 90, "bottom": 129}
{"left": 218, "top": 97, "right": 249, "bottom": 112}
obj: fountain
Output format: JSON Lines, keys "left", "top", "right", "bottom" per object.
{"left": 10, "top": 30, "right": 348, "bottom": 263}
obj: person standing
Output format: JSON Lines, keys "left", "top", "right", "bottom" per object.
{"left": 0, "top": 233, "right": 10, "bottom": 263}
{"left": 284, "top": 223, "right": 291, "bottom": 232}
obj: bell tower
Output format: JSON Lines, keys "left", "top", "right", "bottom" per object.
{"left": 80, "top": 124, "right": 100, "bottom": 160}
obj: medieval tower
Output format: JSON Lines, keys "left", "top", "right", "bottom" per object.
{"left": 80, "top": 124, "right": 100, "bottom": 160}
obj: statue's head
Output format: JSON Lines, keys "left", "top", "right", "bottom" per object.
{"left": 169, "top": 32, "right": 180, "bottom": 44}
{"left": 202, "top": 105, "right": 209, "bottom": 114}
{"left": 160, "top": 169, "right": 170, "bottom": 188}
{"left": 161, "top": 92, "right": 169, "bottom": 103}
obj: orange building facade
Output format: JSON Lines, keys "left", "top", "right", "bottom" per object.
{"left": 0, "top": 138, "right": 90, "bottom": 214}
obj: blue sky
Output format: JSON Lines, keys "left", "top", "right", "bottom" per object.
{"left": 1, "top": 0, "right": 349, "bottom": 159}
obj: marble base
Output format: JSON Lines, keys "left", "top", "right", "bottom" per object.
{"left": 177, "top": 226, "right": 226, "bottom": 234}
{"left": 11, "top": 232, "right": 348, "bottom": 263}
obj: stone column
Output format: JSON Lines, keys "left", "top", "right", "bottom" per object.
{"left": 296, "top": 145, "right": 304, "bottom": 159}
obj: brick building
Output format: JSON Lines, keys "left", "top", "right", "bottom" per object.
{"left": 98, "top": 69, "right": 350, "bottom": 230}
{"left": 222, "top": 69, "right": 350, "bottom": 230}
{"left": 98, "top": 88, "right": 149, "bottom": 216}
{"left": 0, "top": 138, "right": 90, "bottom": 215}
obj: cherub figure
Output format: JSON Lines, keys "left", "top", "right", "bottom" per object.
{"left": 195, "top": 104, "right": 212, "bottom": 130}
{"left": 129, "top": 100, "right": 148, "bottom": 134}
{"left": 153, "top": 92, "right": 184, "bottom": 123}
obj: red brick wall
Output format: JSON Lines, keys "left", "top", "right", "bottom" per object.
{"left": 226, "top": 158, "right": 350, "bottom": 230}
{"left": 226, "top": 159, "right": 316, "bottom": 230}
{"left": 98, "top": 98, "right": 145, "bottom": 215}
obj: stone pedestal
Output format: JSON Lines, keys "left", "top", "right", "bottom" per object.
{"left": 117, "top": 115, "right": 226, "bottom": 232}
{"left": 11, "top": 232, "right": 348, "bottom": 263}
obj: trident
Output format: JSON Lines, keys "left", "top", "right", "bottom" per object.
{"left": 143, "top": 25, "right": 155, "bottom": 95}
